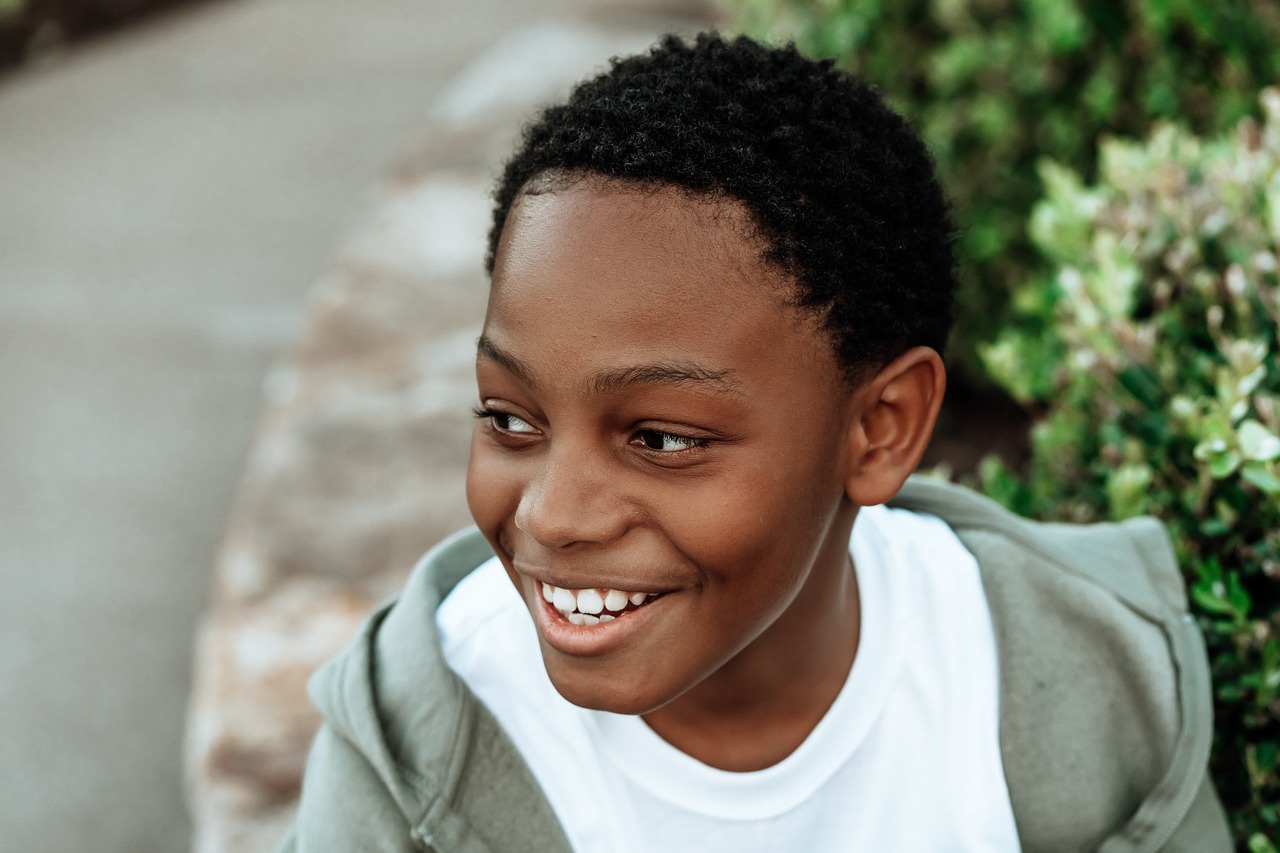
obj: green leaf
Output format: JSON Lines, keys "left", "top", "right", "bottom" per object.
{"left": 1191, "top": 558, "right": 1232, "bottom": 614}
{"left": 1192, "top": 583, "right": 1237, "bottom": 617}
{"left": 1240, "top": 420, "right": 1280, "bottom": 462}
{"left": 1081, "top": 71, "right": 1117, "bottom": 120}
{"left": 1026, "top": 0, "right": 1088, "bottom": 53}
{"left": 1210, "top": 450, "right": 1243, "bottom": 479}
{"left": 1249, "top": 832, "right": 1277, "bottom": 853}
{"left": 1257, "top": 740, "right": 1279, "bottom": 775}
{"left": 1106, "top": 463, "right": 1154, "bottom": 519}
{"left": 1117, "top": 366, "right": 1163, "bottom": 411}
{"left": 1199, "top": 516, "right": 1231, "bottom": 537}
{"left": 1227, "top": 571, "right": 1253, "bottom": 619}
{"left": 1242, "top": 464, "right": 1280, "bottom": 496}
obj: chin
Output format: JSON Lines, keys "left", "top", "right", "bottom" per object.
{"left": 542, "top": 658, "right": 669, "bottom": 716}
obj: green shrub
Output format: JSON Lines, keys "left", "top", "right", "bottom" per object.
{"left": 731, "top": 0, "right": 1280, "bottom": 380}
{"left": 979, "top": 90, "right": 1280, "bottom": 848}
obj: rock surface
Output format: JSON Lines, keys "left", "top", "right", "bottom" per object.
{"left": 184, "top": 12, "right": 714, "bottom": 851}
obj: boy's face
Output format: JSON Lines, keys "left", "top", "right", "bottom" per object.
{"left": 466, "top": 179, "right": 860, "bottom": 716}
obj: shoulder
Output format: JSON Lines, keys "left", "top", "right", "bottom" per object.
{"left": 292, "top": 527, "right": 570, "bottom": 851}
{"left": 889, "top": 477, "right": 1225, "bottom": 852}
{"left": 307, "top": 526, "right": 495, "bottom": 784}
{"left": 889, "top": 476, "right": 1187, "bottom": 615}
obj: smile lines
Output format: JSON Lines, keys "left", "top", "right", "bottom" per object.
{"left": 541, "top": 583, "right": 659, "bottom": 625}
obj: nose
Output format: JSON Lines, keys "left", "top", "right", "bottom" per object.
{"left": 514, "top": 451, "right": 630, "bottom": 549}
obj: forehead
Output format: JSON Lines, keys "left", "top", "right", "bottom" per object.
{"left": 498, "top": 178, "right": 769, "bottom": 284}
{"left": 490, "top": 180, "right": 792, "bottom": 326}
{"left": 482, "top": 180, "right": 840, "bottom": 395}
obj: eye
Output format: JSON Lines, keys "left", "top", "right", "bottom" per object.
{"left": 473, "top": 406, "right": 539, "bottom": 435}
{"left": 635, "top": 429, "right": 710, "bottom": 453}
{"left": 495, "top": 413, "right": 536, "bottom": 433}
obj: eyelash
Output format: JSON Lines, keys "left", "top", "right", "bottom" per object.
{"left": 635, "top": 430, "right": 711, "bottom": 454}
{"left": 472, "top": 406, "right": 534, "bottom": 434}
{"left": 472, "top": 406, "right": 712, "bottom": 456}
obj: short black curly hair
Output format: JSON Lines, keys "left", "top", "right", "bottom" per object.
{"left": 486, "top": 32, "right": 957, "bottom": 381}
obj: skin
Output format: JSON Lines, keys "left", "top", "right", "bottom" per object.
{"left": 465, "top": 177, "right": 945, "bottom": 771}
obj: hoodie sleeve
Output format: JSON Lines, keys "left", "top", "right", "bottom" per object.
{"left": 278, "top": 724, "right": 423, "bottom": 853}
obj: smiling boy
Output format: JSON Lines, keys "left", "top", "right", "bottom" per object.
{"left": 282, "top": 34, "right": 1230, "bottom": 852}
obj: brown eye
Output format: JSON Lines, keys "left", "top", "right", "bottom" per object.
{"left": 474, "top": 406, "right": 539, "bottom": 435}
{"left": 636, "top": 430, "right": 707, "bottom": 452}
{"left": 494, "top": 413, "right": 536, "bottom": 433}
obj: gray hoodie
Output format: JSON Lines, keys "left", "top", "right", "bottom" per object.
{"left": 280, "top": 477, "right": 1232, "bottom": 852}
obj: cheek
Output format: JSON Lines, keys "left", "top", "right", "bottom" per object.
{"left": 465, "top": 435, "right": 519, "bottom": 542}
{"left": 668, "top": 458, "right": 837, "bottom": 592}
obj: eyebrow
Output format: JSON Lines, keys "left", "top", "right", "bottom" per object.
{"left": 476, "top": 335, "right": 539, "bottom": 388}
{"left": 475, "top": 335, "right": 741, "bottom": 396}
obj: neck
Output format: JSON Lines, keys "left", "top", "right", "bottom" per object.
{"left": 641, "top": 507, "right": 861, "bottom": 771}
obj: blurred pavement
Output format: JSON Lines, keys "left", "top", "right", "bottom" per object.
{"left": 0, "top": 0, "right": 715, "bottom": 849}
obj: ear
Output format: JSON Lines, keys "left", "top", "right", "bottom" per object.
{"left": 842, "top": 346, "right": 946, "bottom": 506}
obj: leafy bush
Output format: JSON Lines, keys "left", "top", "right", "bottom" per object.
{"left": 731, "top": 0, "right": 1280, "bottom": 379}
{"left": 979, "top": 91, "right": 1280, "bottom": 849}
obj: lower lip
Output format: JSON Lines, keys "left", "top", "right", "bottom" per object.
{"left": 531, "top": 586, "right": 669, "bottom": 657}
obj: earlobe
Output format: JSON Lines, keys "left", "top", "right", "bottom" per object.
{"left": 843, "top": 347, "right": 946, "bottom": 506}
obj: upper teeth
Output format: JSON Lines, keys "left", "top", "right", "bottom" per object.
{"left": 542, "top": 582, "right": 657, "bottom": 620}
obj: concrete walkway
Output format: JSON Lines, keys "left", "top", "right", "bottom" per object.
{"left": 0, "top": 1, "right": 714, "bottom": 849}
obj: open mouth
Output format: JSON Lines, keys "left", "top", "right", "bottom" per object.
{"left": 541, "top": 583, "right": 662, "bottom": 625}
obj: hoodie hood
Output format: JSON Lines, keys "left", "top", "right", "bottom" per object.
{"left": 306, "top": 527, "right": 571, "bottom": 852}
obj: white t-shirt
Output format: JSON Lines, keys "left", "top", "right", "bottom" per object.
{"left": 438, "top": 505, "right": 1021, "bottom": 852}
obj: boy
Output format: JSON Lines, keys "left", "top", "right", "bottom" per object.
{"left": 282, "top": 34, "right": 1229, "bottom": 851}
